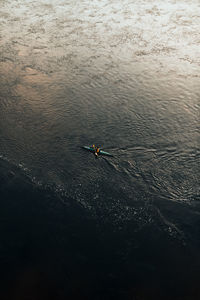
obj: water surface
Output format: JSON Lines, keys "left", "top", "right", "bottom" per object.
{"left": 0, "top": 0, "right": 200, "bottom": 299}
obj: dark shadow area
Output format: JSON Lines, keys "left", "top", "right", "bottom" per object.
{"left": 0, "top": 158, "right": 200, "bottom": 300}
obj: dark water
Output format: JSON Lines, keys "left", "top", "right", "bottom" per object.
{"left": 0, "top": 0, "right": 200, "bottom": 299}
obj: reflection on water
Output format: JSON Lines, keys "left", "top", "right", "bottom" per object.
{"left": 0, "top": 0, "right": 200, "bottom": 299}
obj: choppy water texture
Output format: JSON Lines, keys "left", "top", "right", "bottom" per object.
{"left": 0, "top": 0, "right": 200, "bottom": 299}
